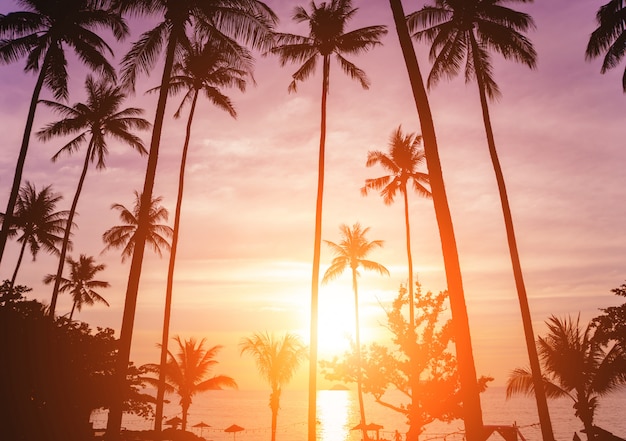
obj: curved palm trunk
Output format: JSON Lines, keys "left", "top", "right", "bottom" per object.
{"left": 0, "top": 61, "right": 47, "bottom": 266}
{"left": 106, "top": 28, "right": 179, "bottom": 441}
{"left": 308, "top": 54, "right": 330, "bottom": 441}
{"left": 402, "top": 187, "right": 415, "bottom": 324}
{"left": 270, "top": 388, "right": 280, "bottom": 441}
{"left": 470, "top": 35, "right": 554, "bottom": 441}
{"left": 9, "top": 239, "right": 28, "bottom": 289}
{"left": 352, "top": 267, "right": 368, "bottom": 441}
{"left": 154, "top": 89, "right": 199, "bottom": 433}
{"left": 387, "top": 2, "right": 484, "bottom": 440}
{"left": 49, "top": 141, "right": 94, "bottom": 316}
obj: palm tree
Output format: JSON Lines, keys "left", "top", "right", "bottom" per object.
{"left": 101, "top": 191, "right": 173, "bottom": 261}
{"left": 507, "top": 315, "right": 626, "bottom": 441}
{"left": 322, "top": 223, "right": 389, "bottom": 441}
{"left": 43, "top": 254, "right": 109, "bottom": 321}
{"left": 151, "top": 36, "right": 254, "bottom": 431}
{"left": 107, "top": 2, "right": 276, "bottom": 436}
{"left": 5, "top": 182, "right": 69, "bottom": 289}
{"left": 407, "top": 3, "right": 553, "bottom": 440}
{"left": 361, "top": 125, "right": 430, "bottom": 327}
{"left": 0, "top": 0, "right": 128, "bottom": 264}
{"left": 37, "top": 75, "right": 149, "bottom": 316}
{"left": 586, "top": 0, "right": 626, "bottom": 92}
{"left": 240, "top": 332, "right": 307, "bottom": 441}
{"left": 386, "top": 1, "right": 485, "bottom": 439}
{"left": 143, "top": 336, "right": 237, "bottom": 432}
{"left": 269, "top": 4, "right": 386, "bottom": 437}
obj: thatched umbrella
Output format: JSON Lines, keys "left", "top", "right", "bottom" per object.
{"left": 224, "top": 424, "right": 244, "bottom": 440}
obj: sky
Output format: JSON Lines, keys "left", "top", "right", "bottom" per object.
{"left": 0, "top": 0, "right": 625, "bottom": 397}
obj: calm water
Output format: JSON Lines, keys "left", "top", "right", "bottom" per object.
{"left": 91, "top": 387, "right": 626, "bottom": 441}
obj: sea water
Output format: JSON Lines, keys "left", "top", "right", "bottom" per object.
{"left": 91, "top": 386, "right": 626, "bottom": 441}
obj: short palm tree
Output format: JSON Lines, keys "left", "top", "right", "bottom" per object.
{"left": 322, "top": 223, "right": 389, "bottom": 441}
{"left": 43, "top": 254, "right": 110, "bottom": 321}
{"left": 240, "top": 332, "right": 307, "bottom": 441}
{"left": 0, "top": 0, "right": 127, "bottom": 264}
{"left": 101, "top": 191, "right": 173, "bottom": 261}
{"left": 37, "top": 75, "right": 149, "bottom": 316}
{"left": 152, "top": 35, "right": 254, "bottom": 429}
{"left": 5, "top": 182, "right": 69, "bottom": 288}
{"left": 270, "top": 4, "right": 386, "bottom": 436}
{"left": 143, "top": 336, "right": 237, "bottom": 432}
{"left": 506, "top": 315, "right": 626, "bottom": 441}
{"left": 586, "top": 0, "right": 626, "bottom": 92}
{"left": 107, "top": 1, "right": 276, "bottom": 434}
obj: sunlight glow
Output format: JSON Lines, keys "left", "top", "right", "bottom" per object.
{"left": 317, "top": 390, "right": 355, "bottom": 441}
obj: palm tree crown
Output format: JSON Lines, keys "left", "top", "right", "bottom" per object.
{"left": 101, "top": 191, "right": 173, "bottom": 262}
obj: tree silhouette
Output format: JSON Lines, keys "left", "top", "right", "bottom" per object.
{"left": 270, "top": 3, "right": 386, "bottom": 436}
{"left": 322, "top": 223, "right": 389, "bottom": 440}
{"left": 37, "top": 75, "right": 149, "bottom": 316}
{"left": 0, "top": 0, "right": 127, "bottom": 264}
{"left": 240, "top": 332, "right": 307, "bottom": 441}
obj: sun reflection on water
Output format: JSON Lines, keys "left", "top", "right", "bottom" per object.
{"left": 317, "top": 390, "right": 356, "bottom": 441}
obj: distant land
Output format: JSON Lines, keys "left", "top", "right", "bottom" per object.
{"left": 329, "top": 384, "right": 350, "bottom": 391}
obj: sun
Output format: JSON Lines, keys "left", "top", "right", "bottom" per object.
{"left": 317, "top": 284, "right": 356, "bottom": 357}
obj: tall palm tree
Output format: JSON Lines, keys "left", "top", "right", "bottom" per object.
{"left": 322, "top": 223, "right": 389, "bottom": 441}
{"left": 407, "top": 3, "right": 553, "bottom": 440}
{"left": 107, "top": 2, "right": 276, "bottom": 436}
{"left": 5, "top": 182, "right": 69, "bottom": 289}
{"left": 43, "top": 254, "right": 109, "bottom": 321}
{"left": 507, "top": 315, "right": 626, "bottom": 441}
{"left": 361, "top": 125, "right": 430, "bottom": 326}
{"left": 586, "top": 0, "right": 626, "bottom": 92}
{"left": 143, "top": 336, "right": 237, "bottom": 432}
{"left": 152, "top": 35, "right": 253, "bottom": 431}
{"left": 386, "top": 1, "right": 485, "bottom": 439}
{"left": 240, "top": 332, "right": 307, "bottom": 441}
{"left": 101, "top": 191, "right": 173, "bottom": 261}
{"left": 270, "top": 4, "right": 386, "bottom": 438}
{"left": 37, "top": 75, "right": 149, "bottom": 316}
{"left": 0, "top": 0, "right": 128, "bottom": 264}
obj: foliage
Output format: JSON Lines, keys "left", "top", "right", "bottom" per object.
{"left": 321, "top": 283, "right": 492, "bottom": 438}
{"left": 592, "top": 282, "right": 626, "bottom": 347}
{"left": 0, "top": 291, "right": 152, "bottom": 441}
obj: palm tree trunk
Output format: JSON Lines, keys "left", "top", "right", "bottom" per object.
{"left": 308, "top": 54, "right": 330, "bottom": 441}
{"left": 50, "top": 141, "right": 94, "bottom": 316}
{"left": 0, "top": 59, "right": 48, "bottom": 266}
{"left": 106, "top": 28, "right": 179, "bottom": 441}
{"left": 402, "top": 187, "right": 415, "bottom": 325}
{"left": 155, "top": 89, "right": 199, "bottom": 433}
{"left": 470, "top": 35, "right": 554, "bottom": 441}
{"left": 270, "top": 388, "right": 280, "bottom": 441}
{"left": 69, "top": 300, "right": 77, "bottom": 321}
{"left": 352, "top": 267, "right": 368, "bottom": 441}
{"left": 9, "top": 239, "right": 28, "bottom": 289}
{"left": 387, "top": 2, "right": 484, "bottom": 440}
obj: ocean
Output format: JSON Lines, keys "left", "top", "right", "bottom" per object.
{"left": 90, "top": 387, "right": 626, "bottom": 441}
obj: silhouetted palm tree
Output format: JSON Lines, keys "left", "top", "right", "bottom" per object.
{"left": 240, "top": 332, "right": 307, "bottom": 441}
{"left": 507, "top": 315, "right": 626, "bottom": 441}
{"left": 43, "top": 254, "right": 110, "bottom": 321}
{"left": 586, "top": 0, "right": 626, "bottom": 92}
{"left": 5, "top": 182, "right": 69, "bottom": 288}
{"left": 361, "top": 125, "right": 430, "bottom": 326}
{"left": 37, "top": 75, "right": 149, "bottom": 316}
{"left": 270, "top": 4, "right": 386, "bottom": 436}
{"left": 143, "top": 336, "right": 237, "bottom": 432}
{"left": 107, "top": 1, "right": 276, "bottom": 434}
{"left": 322, "top": 223, "right": 389, "bottom": 440}
{"left": 101, "top": 191, "right": 173, "bottom": 261}
{"left": 151, "top": 35, "right": 254, "bottom": 429}
{"left": 386, "top": 1, "right": 485, "bottom": 438}
{"left": 408, "top": 3, "right": 553, "bottom": 439}
{"left": 0, "top": 0, "right": 127, "bottom": 264}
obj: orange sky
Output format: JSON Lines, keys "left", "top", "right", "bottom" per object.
{"left": 0, "top": 0, "right": 625, "bottom": 392}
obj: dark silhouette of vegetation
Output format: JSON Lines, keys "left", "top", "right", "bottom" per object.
{"left": 586, "top": 0, "right": 626, "bottom": 92}
{"left": 37, "top": 75, "right": 149, "bottom": 316}
{"left": 386, "top": 1, "right": 485, "bottom": 438}
{"left": 592, "top": 282, "right": 626, "bottom": 347}
{"left": 322, "top": 283, "right": 492, "bottom": 441}
{"left": 240, "top": 332, "right": 307, "bottom": 441}
{"left": 270, "top": 3, "right": 386, "bottom": 437}
{"left": 507, "top": 315, "right": 626, "bottom": 441}
{"left": 0, "top": 284, "right": 152, "bottom": 441}
{"left": 0, "top": 0, "right": 128, "bottom": 264}
{"left": 408, "top": 2, "right": 553, "bottom": 439}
